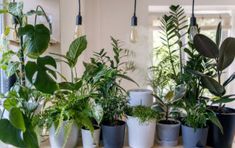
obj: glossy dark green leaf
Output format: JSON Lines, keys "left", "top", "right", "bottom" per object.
{"left": 19, "top": 24, "right": 50, "bottom": 59}
{"left": 66, "top": 36, "right": 87, "bottom": 67}
{"left": 23, "top": 128, "right": 39, "bottom": 148}
{"left": 0, "top": 119, "right": 24, "bottom": 147}
{"left": 25, "top": 56, "right": 58, "bottom": 94}
{"left": 9, "top": 107, "right": 26, "bottom": 132}
{"left": 200, "top": 75, "right": 225, "bottom": 96}
{"left": 218, "top": 37, "right": 235, "bottom": 70}
{"left": 216, "top": 22, "right": 222, "bottom": 46}
{"left": 117, "top": 74, "right": 139, "bottom": 86}
{"left": 193, "top": 34, "right": 219, "bottom": 58}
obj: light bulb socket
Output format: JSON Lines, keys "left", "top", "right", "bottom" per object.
{"left": 76, "top": 15, "right": 82, "bottom": 25}
{"left": 131, "top": 15, "right": 138, "bottom": 26}
{"left": 190, "top": 16, "right": 197, "bottom": 26}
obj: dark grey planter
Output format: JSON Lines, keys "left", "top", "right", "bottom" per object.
{"left": 207, "top": 107, "right": 235, "bottom": 148}
{"left": 156, "top": 120, "right": 180, "bottom": 146}
{"left": 102, "top": 120, "right": 125, "bottom": 148}
{"left": 182, "top": 125, "right": 208, "bottom": 148}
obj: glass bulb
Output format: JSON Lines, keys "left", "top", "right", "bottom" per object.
{"left": 130, "top": 26, "right": 138, "bottom": 43}
{"left": 74, "top": 25, "right": 83, "bottom": 39}
{"left": 189, "top": 25, "right": 198, "bottom": 41}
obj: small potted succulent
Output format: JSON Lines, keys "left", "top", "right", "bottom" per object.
{"left": 153, "top": 84, "right": 185, "bottom": 146}
{"left": 82, "top": 37, "right": 137, "bottom": 148}
{"left": 126, "top": 105, "right": 161, "bottom": 148}
{"left": 181, "top": 101, "right": 223, "bottom": 148}
{"left": 193, "top": 23, "right": 235, "bottom": 148}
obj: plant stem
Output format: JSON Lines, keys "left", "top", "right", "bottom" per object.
{"left": 71, "top": 68, "right": 74, "bottom": 83}
{"left": 0, "top": 109, "right": 5, "bottom": 119}
{"left": 19, "top": 24, "right": 26, "bottom": 86}
{"left": 165, "top": 105, "right": 169, "bottom": 121}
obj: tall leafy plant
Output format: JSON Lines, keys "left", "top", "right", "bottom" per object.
{"left": 150, "top": 5, "right": 188, "bottom": 98}
{"left": 193, "top": 23, "right": 235, "bottom": 111}
{"left": 82, "top": 37, "right": 137, "bottom": 125}
{"left": 0, "top": 2, "right": 55, "bottom": 148}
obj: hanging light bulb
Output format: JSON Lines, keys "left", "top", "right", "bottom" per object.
{"left": 130, "top": 0, "right": 138, "bottom": 43}
{"left": 74, "top": 0, "right": 83, "bottom": 39}
{"left": 189, "top": 0, "right": 198, "bottom": 41}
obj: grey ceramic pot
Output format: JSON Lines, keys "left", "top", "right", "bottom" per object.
{"left": 182, "top": 125, "right": 208, "bottom": 148}
{"left": 156, "top": 120, "right": 180, "bottom": 146}
{"left": 102, "top": 120, "right": 126, "bottom": 148}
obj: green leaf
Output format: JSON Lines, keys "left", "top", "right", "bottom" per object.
{"left": 216, "top": 22, "right": 222, "bottom": 46}
{"left": 218, "top": 37, "right": 235, "bottom": 70}
{"left": 66, "top": 36, "right": 87, "bottom": 67}
{"left": 0, "top": 9, "right": 8, "bottom": 14}
{"left": 9, "top": 107, "right": 26, "bottom": 132}
{"left": 212, "top": 97, "right": 235, "bottom": 104}
{"left": 3, "top": 98, "right": 17, "bottom": 111}
{"left": 208, "top": 111, "right": 223, "bottom": 134}
{"left": 23, "top": 128, "right": 39, "bottom": 148}
{"left": 8, "top": 2, "right": 23, "bottom": 16}
{"left": 165, "top": 91, "right": 174, "bottom": 101}
{"left": 6, "top": 62, "right": 20, "bottom": 77}
{"left": 201, "top": 75, "right": 225, "bottom": 96}
{"left": 0, "top": 119, "right": 24, "bottom": 147}
{"left": 19, "top": 24, "right": 50, "bottom": 59}
{"left": 174, "top": 84, "right": 186, "bottom": 100}
{"left": 25, "top": 56, "right": 58, "bottom": 94}
{"left": 59, "top": 81, "right": 82, "bottom": 91}
{"left": 89, "top": 99, "right": 103, "bottom": 125}
{"left": 23, "top": 102, "right": 39, "bottom": 112}
{"left": 117, "top": 74, "right": 139, "bottom": 86}
{"left": 194, "top": 34, "right": 219, "bottom": 58}
{"left": 223, "top": 72, "right": 235, "bottom": 87}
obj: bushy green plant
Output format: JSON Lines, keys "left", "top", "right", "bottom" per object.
{"left": 182, "top": 101, "right": 222, "bottom": 132}
{"left": 82, "top": 37, "right": 137, "bottom": 125}
{"left": 127, "top": 105, "right": 161, "bottom": 123}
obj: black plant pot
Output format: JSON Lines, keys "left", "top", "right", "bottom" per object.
{"left": 182, "top": 125, "right": 208, "bottom": 148}
{"left": 207, "top": 107, "right": 235, "bottom": 148}
{"left": 102, "top": 120, "right": 126, "bottom": 148}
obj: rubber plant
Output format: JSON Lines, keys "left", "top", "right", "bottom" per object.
{"left": 193, "top": 22, "right": 235, "bottom": 111}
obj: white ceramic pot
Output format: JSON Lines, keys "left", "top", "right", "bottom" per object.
{"left": 81, "top": 127, "right": 100, "bottom": 148}
{"left": 127, "top": 116, "right": 156, "bottom": 148}
{"left": 127, "top": 89, "right": 153, "bottom": 107}
{"left": 49, "top": 121, "right": 79, "bottom": 148}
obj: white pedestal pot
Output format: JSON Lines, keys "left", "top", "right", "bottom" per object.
{"left": 127, "top": 116, "right": 156, "bottom": 148}
{"left": 81, "top": 127, "right": 100, "bottom": 148}
{"left": 127, "top": 89, "right": 153, "bottom": 107}
{"left": 49, "top": 121, "right": 79, "bottom": 148}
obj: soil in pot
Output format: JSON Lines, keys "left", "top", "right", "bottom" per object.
{"left": 207, "top": 107, "right": 235, "bottom": 148}
{"left": 101, "top": 120, "right": 126, "bottom": 148}
{"left": 127, "top": 116, "right": 156, "bottom": 148}
{"left": 49, "top": 122, "right": 79, "bottom": 148}
{"left": 82, "top": 125, "right": 100, "bottom": 148}
{"left": 156, "top": 120, "right": 180, "bottom": 146}
{"left": 182, "top": 125, "right": 208, "bottom": 148}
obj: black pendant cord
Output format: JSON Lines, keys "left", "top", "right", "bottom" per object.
{"left": 133, "top": 0, "right": 137, "bottom": 16}
{"left": 78, "top": 0, "right": 81, "bottom": 15}
{"left": 192, "top": 0, "right": 195, "bottom": 17}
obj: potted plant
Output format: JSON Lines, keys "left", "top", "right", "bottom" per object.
{"left": 82, "top": 37, "right": 137, "bottom": 148}
{"left": 181, "top": 101, "right": 223, "bottom": 148}
{"left": 0, "top": 2, "right": 53, "bottom": 147}
{"left": 126, "top": 105, "right": 161, "bottom": 148}
{"left": 193, "top": 23, "right": 235, "bottom": 148}
{"left": 153, "top": 85, "right": 185, "bottom": 146}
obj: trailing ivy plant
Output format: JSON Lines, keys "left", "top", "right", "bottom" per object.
{"left": 192, "top": 23, "right": 235, "bottom": 111}
{"left": 82, "top": 37, "right": 137, "bottom": 125}
{"left": 0, "top": 2, "right": 59, "bottom": 148}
